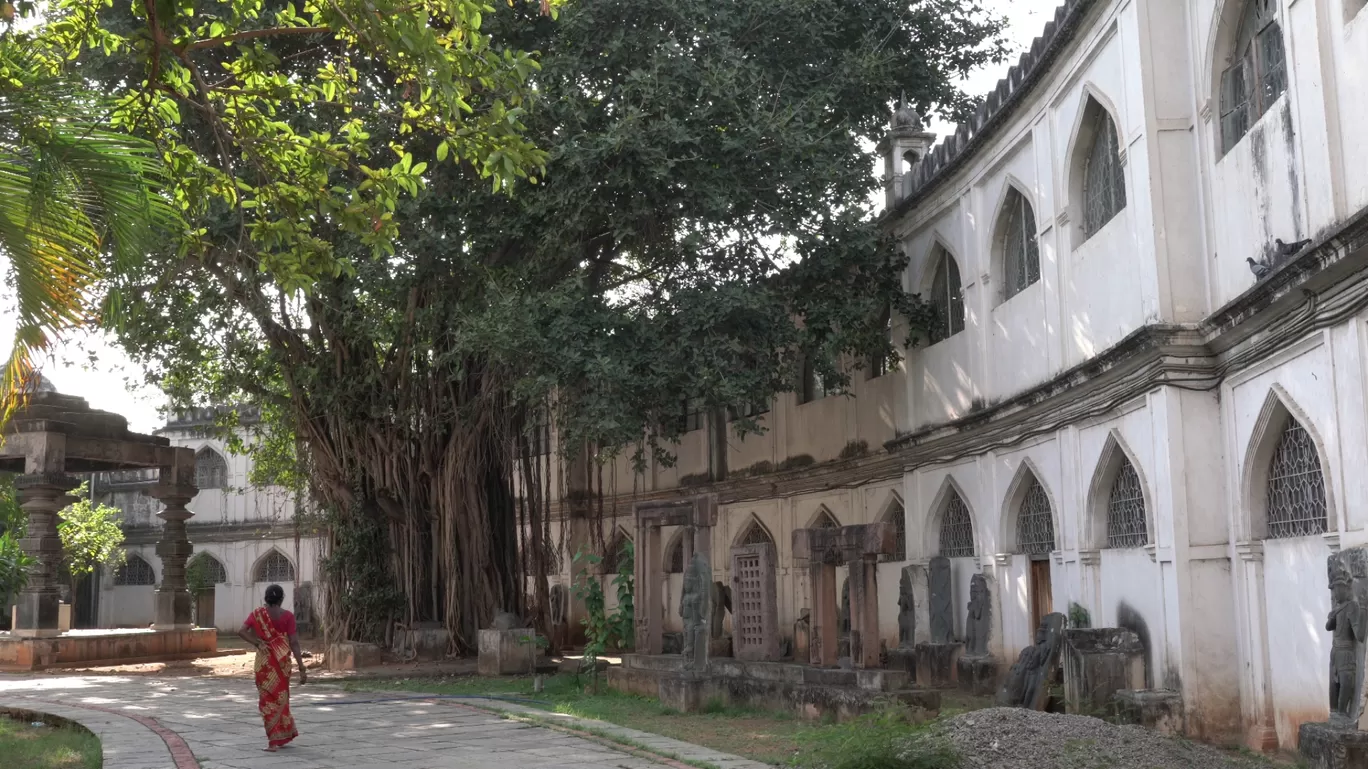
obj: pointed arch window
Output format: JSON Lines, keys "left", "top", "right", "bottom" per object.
{"left": 1016, "top": 476, "right": 1056, "bottom": 555}
{"left": 1219, "top": 0, "right": 1286, "bottom": 154}
{"left": 600, "top": 529, "right": 633, "bottom": 574}
{"left": 1001, "top": 189, "right": 1040, "bottom": 300}
{"left": 195, "top": 448, "right": 228, "bottom": 490}
{"left": 738, "top": 519, "right": 775, "bottom": 547}
{"left": 666, "top": 536, "right": 685, "bottom": 574}
{"left": 114, "top": 555, "right": 156, "bottom": 586}
{"left": 1081, "top": 104, "right": 1127, "bottom": 238}
{"left": 254, "top": 551, "right": 296, "bottom": 583}
{"left": 811, "top": 508, "right": 840, "bottom": 530}
{"left": 879, "top": 499, "right": 907, "bottom": 562}
{"left": 938, "top": 489, "right": 976, "bottom": 558}
{"left": 1266, "top": 417, "right": 1327, "bottom": 539}
{"left": 190, "top": 553, "right": 229, "bottom": 584}
{"left": 929, "top": 249, "right": 965, "bottom": 343}
{"left": 1105, "top": 457, "right": 1148, "bottom": 548}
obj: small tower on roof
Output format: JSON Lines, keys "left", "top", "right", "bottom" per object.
{"left": 880, "top": 93, "right": 937, "bottom": 208}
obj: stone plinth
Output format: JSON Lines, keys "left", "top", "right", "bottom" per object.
{"left": 914, "top": 641, "right": 962, "bottom": 688}
{"left": 1299, "top": 722, "right": 1368, "bottom": 769}
{"left": 885, "top": 647, "right": 916, "bottom": 676}
{"left": 1062, "top": 628, "right": 1145, "bottom": 715}
{"left": 477, "top": 628, "right": 541, "bottom": 676}
{"left": 396, "top": 622, "right": 451, "bottom": 661}
{"left": 957, "top": 655, "right": 998, "bottom": 696}
{"left": 709, "top": 636, "right": 733, "bottom": 658}
{"left": 0, "top": 628, "right": 216, "bottom": 671}
{"left": 326, "top": 641, "right": 384, "bottom": 671}
{"left": 1114, "top": 689, "right": 1183, "bottom": 735}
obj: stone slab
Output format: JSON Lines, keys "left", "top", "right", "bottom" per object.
{"left": 1062, "top": 628, "right": 1145, "bottom": 716}
{"left": 914, "top": 641, "right": 963, "bottom": 688}
{"left": 326, "top": 641, "right": 384, "bottom": 671}
{"left": 0, "top": 628, "right": 215, "bottom": 671}
{"left": 928, "top": 556, "right": 953, "bottom": 644}
{"left": 1299, "top": 721, "right": 1368, "bottom": 769}
{"left": 476, "top": 628, "right": 542, "bottom": 676}
{"left": 1114, "top": 688, "right": 1183, "bottom": 736}
{"left": 957, "top": 655, "right": 998, "bottom": 696}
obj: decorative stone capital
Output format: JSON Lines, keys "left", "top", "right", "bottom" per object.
{"left": 1078, "top": 549, "right": 1101, "bottom": 567}
{"left": 1144, "top": 544, "right": 1158, "bottom": 563}
{"left": 1235, "top": 541, "right": 1265, "bottom": 562}
{"left": 1324, "top": 532, "right": 1342, "bottom": 554}
{"left": 993, "top": 553, "right": 1012, "bottom": 568}
{"left": 1051, "top": 550, "right": 1065, "bottom": 566}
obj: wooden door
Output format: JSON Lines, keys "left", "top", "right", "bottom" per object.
{"left": 195, "top": 589, "right": 216, "bottom": 629}
{"left": 731, "top": 543, "right": 779, "bottom": 661}
{"left": 1029, "top": 558, "right": 1053, "bottom": 631}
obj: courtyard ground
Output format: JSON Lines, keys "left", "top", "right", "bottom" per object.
{"left": 0, "top": 712, "right": 101, "bottom": 769}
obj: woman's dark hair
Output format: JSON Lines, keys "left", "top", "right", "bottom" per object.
{"left": 264, "top": 584, "right": 285, "bottom": 607}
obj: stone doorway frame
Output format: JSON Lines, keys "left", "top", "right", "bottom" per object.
{"left": 633, "top": 494, "right": 718, "bottom": 655}
{"left": 730, "top": 541, "right": 779, "bottom": 661}
{"left": 793, "top": 521, "right": 897, "bottom": 668}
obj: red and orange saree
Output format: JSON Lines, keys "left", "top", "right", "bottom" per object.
{"left": 247, "top": 606, "right": 298, "bottom": 748}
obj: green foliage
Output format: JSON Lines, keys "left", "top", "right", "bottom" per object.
{"left": 572, "top": 548, "right": 609, "bottom": 690}
{"left": 185, "top": 554, "right": 214, "bottom": 598}
{"left": 796, "top": 709, "right": 960, "bottom": 769}
{"left": 0, "top": 715, "right": 103, "bottom": 769}
{"left": 0, "top": 474, "right": 23, "bottom": 537}
{"left": 0, "top": 531, "right": 35, "bottom": 601}
{"left": 1068, "top": 602, "right": 1092, "bottom": 629}
{"left": 56, "top": 482, "right": 125, "bottom": 579}
{"left": 609, "top": 539, "right": 634, "bottom": 652}
{"left": 839, "top": 440, "right": 870, "bottom": 460}
{"left": 320, "top": 500, "right": 403, "bottom": 644}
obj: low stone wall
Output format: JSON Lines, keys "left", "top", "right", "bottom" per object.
{"left": 0, "top": 628, "right": 216, "bottom": 671}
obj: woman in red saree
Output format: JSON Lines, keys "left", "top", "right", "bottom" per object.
{"left": 238, "top": 584, "right": 307, "bottom": 751}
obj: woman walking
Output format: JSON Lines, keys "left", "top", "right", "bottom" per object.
{"left": 238, "top": 584, "right": 307, "bottom": 751}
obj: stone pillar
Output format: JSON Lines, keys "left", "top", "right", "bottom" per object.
{"left": 149, "top": 482, "right": 197, "bottom": 630}
{"left": 637, "top": 522, "right": 663, "bottom": 654}
{"left": 809, "top": 562, "right": 838, "bottom": 667}
{"left": 845, "top": 553, "right": 879, "bottom": 668}
{"left": 12, "top": 474, "right": 79, "bottom": 638}
{"left": 1235, "top": 541, "right": 1278, "bottom": 752}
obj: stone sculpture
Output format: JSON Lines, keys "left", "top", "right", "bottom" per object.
{"left": 897, "top": 567, "right": 916, "bottom": 649}
{"left": 997, "top": 612, "right": 1067, "bottom": 710}
{"left": 710, "top": 581, "right": 732, "bottom": 640}
{"left": 929, "top": 556, "right": 953, "bottom": 644}
{"left": 965, "top": 573, "right": 991, "bottom": 657}
{"left": 1300, "top": 547, "right": 1368, "bottom": 769}
{"left": 1328, "top": 556, "right": 1365, "bottom": 722}
{"left": 491, "top": 610, "right": 525, "bottom": 631}
{"left": 680, "top": 552, "right": 712, "bottom": 670}
{"left": 549, "top": 584, "right": 568, "bottom": 627}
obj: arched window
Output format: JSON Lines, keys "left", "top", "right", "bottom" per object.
{"left": 254, "top": 551, "right": 296, "bottom": 583}
{"left": 195, "top": 448, "right": 228, "bottom": 490}
{"left": 811, "top": 507, "right": 840, "bottom": 530}
{"left": 938, "top": 489, "right": 976, "bottom": 558}
{"left": 189, "top": 553, "right": 229, "bottom": 584}
{"left": 1001, "top": 189, "right": 1040, "bottom": 300}
{"left": 666, "top": 535, "right": 685, "bottom": 574}
{"left": 1081, "top": 102, "right": 1127, "bottom": 238}
{"left": 1265, "top": 416, "right": 1327, "bottom": 538}
{"left": 1219, "top": 0, "right": 1286, "bottom": 154}
{"left": 1105, "top": 457, "right": 1147, "bottom": 548}
{"left": 929, "top": 249, "right": 965, "bottom": 343}
{"left": 1016, "top": 476, "right": 1056, "bottom": 555}
{"left": 600, "top": 529, "right": 633, "bottom": 574}
{"left": 114, "top": 555, "right": 156, "bottom": 586}
{"left": 879, "top": 499, "right": 906, "bottom": 562}
{"left": 737, "top": 518, "right": 775, "bottom": 547}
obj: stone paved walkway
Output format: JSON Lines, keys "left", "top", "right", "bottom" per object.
{"left": 0, "top": 675, "right": 771, "bottom": 769}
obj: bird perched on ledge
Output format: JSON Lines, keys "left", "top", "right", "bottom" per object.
{"left": 1247, "top": 256, "right": 1271, "bottom": 279}
{"left": 1275, "top": 237, "right": 1313, "bottom": 258}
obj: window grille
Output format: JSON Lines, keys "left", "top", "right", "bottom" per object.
{"left": 191, "top": 554, "right": 229, "bottom": 584}
{"left": 880, "top": 501, "right": 907, "bottom": 562}
{"left": 1266, "top": 417, "right": 1328, "bottom": 539}
{"left": 812, "top": 508, "right": 840, "bottom": 529}
{"left": 667, "top": 537, "right": 684, "bottom": 574}
{"left": 1219, "top": 0, "right": 1286, "bottom": 154}
{"left": 929, "top": 251, "right": 965, "bottom": 343}
{"left": 1106, "top": 457, "right": 1148, "bottom": 548}
{"left": 195, "top": 448, "right": 228, "bottom": 490}
{"left": 738, "top": 520, "right": 775, "bottom": 547}
{"left": 938, "top": 490, "right": 976, "bottom": 558}
{"left": 1082, "top": 106, "right": 1127, "bottom": 237}
{"left": 1002, "top": 190, "right": 1040, "bottom": 299}
{"left": 114, "top": 555, "right": 156, "bottom": 586}
{"left": 254, "top": 551, "right": 296, "bottom": 583}
{"left": 1016, "top": 477, "right": 1056, "bottom": 555}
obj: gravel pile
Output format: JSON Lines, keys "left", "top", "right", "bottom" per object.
{"left": 938, "top": 708, "right": 1271, "bottom": 769}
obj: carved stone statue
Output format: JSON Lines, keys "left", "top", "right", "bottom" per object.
{"left": 965, "top": 573, "right": 991, "bottom": 657}
{"left": 1328, "top": 556, "right": 1366, "bottom": 722}
{"left": 710, "top": 581, "right": 732, "bottom": 640}
{"left": 897, "top": 568, "right": 916, "bottom": 649}
{"left": 680, "top": 552, "right": 712, "bottom": 669}
{"left": 928, "top": 556, "right": 953, "bottom": 644}
{"left": 997, "top": 613, "right": 1066, "bottom": 710}
{"left": 549, "top": 584, "right": 568, "bottom": 627}
{"left": 839, "top": 578, "right": 851, "bottom": 636}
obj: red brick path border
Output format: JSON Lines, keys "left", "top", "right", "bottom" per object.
{"left": 36, "top": 699, "right": 201, "bottom": 769}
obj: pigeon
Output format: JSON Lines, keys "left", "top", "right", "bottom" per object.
{"left": 1247, "top": 256, "right": 1271, "bottom": 279}
{"left": 1275, "top": 238, "right": 1313, "bottom": 258}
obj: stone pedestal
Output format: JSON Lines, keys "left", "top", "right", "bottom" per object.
{"left": 1062, "top": 628, "right": 1145, "bottom": 716}
{"left": 326, "top": 641, "right": 384, "bottom": 671}
{"left": 149, "top": 483, "right": 198, "bottom": 630}
{"left": 1298, "top": 722, "right": 1368, "bottom": 769}
{"left": 956, "top": 655, "right": 998, "bottom": 696}
{"left": 477, "top": 628, "right": 541, "bottom": 676}
{"left": 885, "top": 646, "right": 916, "bottom": 676}
{"left": 12, "top": 475, "right": 79, "bottom": 638}
{"left": 914, "top": 641, "right": 962, "bottom": 688}
{"left": 659, "top": 674, "right": 709, "bottom": 713}
{"left": 1114, "top": 689, "right": 1183, "bottom": 735}
{"left": 709, "top": 635, "right": 733, "bottom": 658}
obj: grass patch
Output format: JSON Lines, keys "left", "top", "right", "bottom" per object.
{"left": 791, "top": 709, "right": 960, "bottom": 769}
{"left": 0, "top": 716, "right": 101, "bottom": 769}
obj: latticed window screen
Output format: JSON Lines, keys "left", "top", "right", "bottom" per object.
{"left": 1219, "top": 0, "right": 1286, "bottom": 154}
{"left": 1016, "top": 477, "right": 1057, "bottom": 555}
{"left": 1082, "top": 105, "right": 1127, "bottom": 238}
{"left": 254, "top": 551, "right": 296, "bottom": 582}
{"left": 1266, "top": 417, "right": 1328, "bottom": 539}
{"left": 1002, "top": 190, "right": 1040, "bottom": 300}
{"left": 666, "top": 537, "right": 685, "bottom": 574}
{"left": 739, "top": 521, "right": 775, "bottom": 547}
{"left": 1106, "top": 457, "right": 1148, "bottom": 548}
{"left": 195, "top": 449, "right": 228, "bottom": 489}
{"left": 938, "top": 490, "right": 976, "bottom": 558}
{"left": 812, "top": 509, "right": 840, "bottom": 529}
{"left": 929, "top": 251, "right": 965, "bottom": 343}
{"left": 735, "top": 553, "right": 764, "bottom": 649}
{"left": 114, "top": 555, "right": 156, "bottom": 586}
{"left": 880, "top": 502, "right": 907, "bottom": 562}
{"left": 192, "top": 554, "right": 229, "bottom": 584}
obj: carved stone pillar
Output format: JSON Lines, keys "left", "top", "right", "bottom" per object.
{"left": 809, "top": 562, "right": 838, "bottom": 667}
{"left": 149, "top": 482, "right": 197, "bottom": 630}
{"left": 846, "top": 554, "right": 880, "bottom": 669}
{"left": 636, "top": 522, "right": 663, "bottom": 654}
{"left": 12, "top": 474, "right": 79, "bottom": 637}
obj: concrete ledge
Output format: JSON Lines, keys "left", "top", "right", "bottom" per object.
{"left": 0, "top": 628, "right": 216, "bottom": 671}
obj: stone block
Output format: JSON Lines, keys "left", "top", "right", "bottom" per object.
{"left": 1298, "top": 722, "right": 1368, "bottom": 769}
{"left": 0, "top": 629, "right": 216, "bottom": 671}
{"left": 327, "top": 641, "right": 384, "bottom": 671}
{"left": 57, "top": 604, "right": 71, "bottom": 633}
{"left": 914, "top": 641, "right": 963, "bottom": 688}
{"left": 956, "top": 655, "right": 998, "bottom": 696}
{"left": 1062, "top": 628, "right": 1145, "bottom": 715}
{"left": 1113, "top": 689, "right": 1183, "bottom": 735}
{"left": 709, "top": 636, "right": 734, "bottom": 658}
{"left": 894, "top": 688, "right": 942, "bottom": 713}
{"left": 885, "top": 647, "right": 916, "bottom": 676}
{"left": 658, "top": 675, "right": 712, "bottom": 712}
{"left": 477, "top": 629, "right": 541, "bottom": 676}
